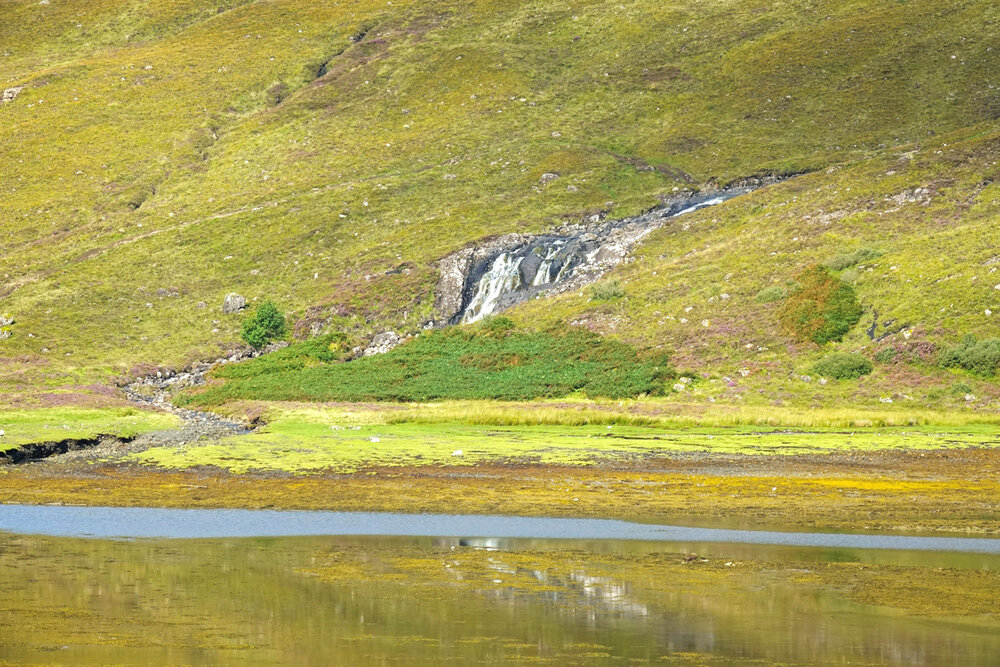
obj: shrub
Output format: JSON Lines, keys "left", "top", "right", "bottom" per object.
{"left": 589, "top": 280, "right": 625, "bottom": 301}
{"left": 240, "top": 300, "right": 287, "bottom": 350}
{"left": 939, "top": 335, "right": 1000, "bottom": 376}
{"left": 187, "top": 325, "right": 678, "bottom": 405}
{"left": 778, "top": 265, "right": 863, "bottom": 344}
{"left": 824, "top": 247, "right": 883, "bottom": 271}
{"left": 873, "top": 347, "right": 898, "bottom": 364}
{"left": 755, "top": 286, "right": 788, "bottom": 303}
{"left": 950, "top": 382, "right": 974, "bottom": 396}
{"left": 812, "top": 353, "right": 873, "bottom": 380}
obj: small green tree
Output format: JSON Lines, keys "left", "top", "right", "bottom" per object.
{"left": 240, "top": 300, "right": 287, "bottom": 350}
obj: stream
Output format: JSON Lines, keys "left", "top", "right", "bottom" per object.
{"left": 3, "top": 505, "right": 1000, "bottom": 553}
{"left": 449, "top": 183, "right": 770, "bottom": 324}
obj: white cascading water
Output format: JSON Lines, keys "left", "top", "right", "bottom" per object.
{"left": 462, "top": 242, "right": 570, "bottom": 323}
{"left": 458, "top": 189, "right": 752, "bottom": 324}
{"left": 461, "top": 252, "right": 524, "bottom": 323}
{"left": 531, "top": 241, "right": 569, "bottom": 286}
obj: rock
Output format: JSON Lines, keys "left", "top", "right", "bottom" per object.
{"left": 518, "top": 252, "right": 542, "bottom": 285}
{"left": 0, "top": 313, "right": 13, "bottom": 327}
{"left": 363, "top": 331, "right": 402, "bottom": 356}
{"left": 539, "top": 172, "right": 560, "bottom": 185}
{"left": 1, "top": 87, "right": 22, "bottom": 103}
{"left": 196, "top": 301, "right": 207, "bottom": 309}
{"left": 262, "top": 341, "right": 289, "bottom": 354}
{"left": 0, "top": 329, "right": 10, "bottom": 341}
{"left": 222, "top": 293, "right": 246, "bottom": 314}
{"left": 435, "top": 248, "right": 475, "bottom": 323}
{"left": 566, "top": 185, "right": 579, "bottom": 192}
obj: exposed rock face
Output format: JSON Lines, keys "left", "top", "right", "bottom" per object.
{"left": 1, "top": 87, "right": 23, "bottom": 104}
{"left": 363, "top": 331, "right": 403, "bottom": 356}
{"left": 434, "top": 178, "right": 785, "bottom": 324}
{"left": 222, "top": 293, "right": 246, "bottom": 314}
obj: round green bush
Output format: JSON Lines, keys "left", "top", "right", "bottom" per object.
{"left": 240, "top": 300, "right": 288, "bottom": 350}
{"left": 812, "top": 352, "right": 873, "bottom": 380}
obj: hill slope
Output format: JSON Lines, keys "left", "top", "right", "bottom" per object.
{"left": 3, "top": 0, "right": 1000, "bottom": 408}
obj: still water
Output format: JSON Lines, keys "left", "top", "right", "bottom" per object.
{"left": 1, "top": 508, "right": 998, "bottom": 665}
{"left": 3, "top": 505, "right": 1000, "bottom": 552}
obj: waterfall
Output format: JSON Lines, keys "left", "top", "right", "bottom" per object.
{"left": 452, "top": 184, "right": 771, "bottom": 324}
{"left": 462, "top": 252, "right": 524, "bottom": 323}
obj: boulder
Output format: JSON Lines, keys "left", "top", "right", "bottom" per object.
{"left": 222, "top": 293, "right": 246, "bottom": 314}
{"left": 539, "top": 172, "right": 560, "bottom": 185}
{"left": 363, "top": 331, "right": 402, "bottom": 356}
{"left": 1, "top": 87, "right": 23, "bottom": 104}
{"left": 518, "top": 251, "right": 542, "bottom": 286}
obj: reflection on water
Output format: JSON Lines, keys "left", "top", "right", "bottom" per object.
{"left": 0, "top": 534, "right": 998, "bottom": 665}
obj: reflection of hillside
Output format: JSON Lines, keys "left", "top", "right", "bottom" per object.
{"left": 0, "top": 534, "right": 998, "bottom": 665}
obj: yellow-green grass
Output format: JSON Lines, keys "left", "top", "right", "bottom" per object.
{"left": 4, "top": 0, "right": 1000, "bottom": 408}
{"left": 128, "top": 405, "right": 1000, "bottom": 474}
{"left": 226, "top": 399, "right": 1000, "bottom": 428}
{"left": 0, "top": 407, "right": 179, "bottom": 448}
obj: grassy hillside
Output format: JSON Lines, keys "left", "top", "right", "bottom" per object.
{"left": 3, "top": 0, "right": 1000, "bottom": 407}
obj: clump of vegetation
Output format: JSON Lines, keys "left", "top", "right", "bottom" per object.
{"left": 812, "top": 352, "right": 873, "bottom": 380}
{"left": 589, "top": 281, "right": 625, "bottom": 301}
{"left": 824, "top": 247, "right": 883, "bottom": 272}
{"left": 754, "top": 286, "right": 788, "bottom": 304}
{"left": 240, "top": 300, "right": 287, "bottom": 350}
{"left": 874, "top": 347, "right": 898, "bottom": 364}
{"left": 184, "top": 321, "right": 677, "bottom": 405}
{"left": 939, "top": 335, "right": 1000, "bottom": 376}
{"left": 950, "top": 381, "right": 974, "bottom": 396}
{"left": 778, "top": 266, "right": 863, "bottom": 344}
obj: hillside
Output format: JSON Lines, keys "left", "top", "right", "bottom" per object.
{"left": 3, "top": 0, "right": 1000, "bottom": 409}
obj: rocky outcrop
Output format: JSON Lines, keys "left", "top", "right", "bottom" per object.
{"left": 434, "top": 179, "right": 785, "bottom": 324}
{"left": 362, "top": 331, "right": 403, "bottom": 356}
{"left": 222, "top": 293, "right": 246, "bottom": 314}
{"left": 1, "top": 86, "right": 23, "bottom": 104}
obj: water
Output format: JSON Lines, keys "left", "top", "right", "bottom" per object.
{"left": 1, "top": 530, "right": 998, "bottom": 665}
{"left": 3, "top": 505, "right": 1000, "bottom": 553}
{"left": 459, "top": 190, "right": 745, "bottom": 323}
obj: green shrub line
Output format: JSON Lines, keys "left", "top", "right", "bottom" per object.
{"left": 184, "top": 318, "right": 678, "bottom": 405}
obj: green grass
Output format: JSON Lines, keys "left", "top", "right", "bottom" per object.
{"left": 128, "top": 406, "right": 1000, "bottom": 474}
{"left": 183, "top": 318, "right": 676, "bottom": 405}
{"left": 2, "top": 0, "right": 1000, "bottom": 410}
{"left": 0, "top": 407, "right": 179, "bottom": 448}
